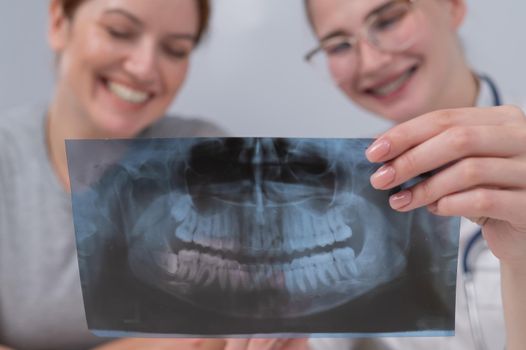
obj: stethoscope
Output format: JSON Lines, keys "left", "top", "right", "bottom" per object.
{"left": 462, "top": 74, "right": 502, "bottom": 350}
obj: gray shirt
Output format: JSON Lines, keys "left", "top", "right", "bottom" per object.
{"left": 0, "top": 104, "right": 225, "bottom": 350}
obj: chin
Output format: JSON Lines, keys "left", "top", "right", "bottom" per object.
{"left": 358, "top": 96, "right": 427, "bottom": 124}
{"left": 91, "top": 106, "right": 161, "bottom": 138}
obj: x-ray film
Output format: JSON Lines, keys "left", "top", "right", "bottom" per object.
{"left": 66, "top": 138, "right": 460, "bottom": 338}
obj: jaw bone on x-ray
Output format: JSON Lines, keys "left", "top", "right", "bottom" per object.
{"left": 66, "top": 138, "right": 460, "bottom": 337}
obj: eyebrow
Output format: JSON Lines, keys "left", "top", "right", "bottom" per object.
{"left": 102, "top": 8, "right": 197, "bottom": 41}
{"left": 366, "top": 0, "right": 399, "bottom": 21}
{"left": 318, "top": 0, "right": 395, "bottom": 42}
{"left": 319, "top": 30, "right": 348, "bottom": 43}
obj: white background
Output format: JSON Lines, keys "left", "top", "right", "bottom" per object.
{"left": 1, "top": 0, "right": 525, "bottom": 137}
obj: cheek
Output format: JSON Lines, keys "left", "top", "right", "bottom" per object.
{"left": 59, "top": 31, "right": 117, "bottom": 89}
{"left": 162, "top": 61, "right": 190, "bottom": 97}
{"left": 330, "top": 59, "right": 355, "bottom": 86}
{"left": 79, "top": 33, "right": 121, "bottom": 70}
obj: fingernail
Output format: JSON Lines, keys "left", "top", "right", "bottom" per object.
{"left": 371, "top": 165, "right": 396, "bottom": 188}
{"left": 366, "top": 139, "right": 391, "bottom": 161}
{"left": 390, "top": 190, "right": 412, "bottom": 210}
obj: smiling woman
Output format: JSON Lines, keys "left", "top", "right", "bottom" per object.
{"left": 0, "top": 0, "right": 232, "bottom": 349}
{"left": 304, "top": 0, "right": 526, "bottom": 350}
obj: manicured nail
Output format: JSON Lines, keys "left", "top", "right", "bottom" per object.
{"left": 366, "top": 138, "right": 391, "bottom": 161}
{"left": 390, "top": 190, "right": 412, "bottom": 210}
{"left": 371, "top": 165, "right": 396, "bottom": 188}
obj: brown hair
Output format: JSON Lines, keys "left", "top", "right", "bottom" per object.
{"left": 59, "top": 0, "right": 211, "bottom": 44}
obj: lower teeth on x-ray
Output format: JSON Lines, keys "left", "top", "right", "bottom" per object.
{"left": 66, "top": 138, "right": 460, "bottom": 336}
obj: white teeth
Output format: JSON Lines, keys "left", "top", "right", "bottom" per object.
{"left": 300, "top": 210, "right": 315, "bottom": 241}
{"left": 163, "top": 205, "right": 367, "bottom": 294}
{"left": 179, "top": 250, "right": 199, "bottom": 280}
{"left": 271, "top": 264, "right": 284, "bottom": 289}
{"left": 250, "top": 223, "right": 263, "bottom": 251}
{"left": 283, "top": 265, "right": 296, "bottom": 294}
{"left": 295, "top": 270, "right": 308, "bottom": 293}
{"left": 176, "top": 209, "right": 197, "bottom": 242}
{"left": 334, "top": 225, "right": 352, "bottom": 242}
{"left": 196, "top": 254, "right": 218, "bottom": 286}
{"left": 210, "top": 214, "right": 221, "bottom": 239}
{"left": 161, "top": 248, "right": 363, "bottom": 295}
{"left": 222, "top": 237, "right": 237, "bottom": 252}
{"left": 303, "top": 264, "right": 318, "bottom": 290}
{"left": 175, "top": 261, "right": 189, "bottom": 279}
{"left": 291, "top": 258, "right": 309, "bottom": 293}
{"left": 263, "top": 264, "right": 274, "bottom": 286}
{"left": 371, "top": 69, "right": 414, "bottom": 97}
{"left": 107, "top": 81, "right": 149, "bottom": 104}
{"left": 328, "top": 208, "right": 352, "bottom": 242}
{"left": 170, "top": 194, "right": 192, "bottom": 222}
{"left": 153, "top": 251, "right": 178, "bottom": 275}
{"left": 333, "top": 247, "right": 358, "bottom": 278}
{"left": 313, "top": 253, "right": 339, "bottom": 286}
{"left": 285, "top": 209, "right": 311, "bottom": 252}
{"left": 193, "top": 216, "right": 213, "bottom": 247}
{"left": 269, "top": 211, "right": 280, "bottom": 248}
{"left": 313, "top": 216, "right": 333, "bottom": 247}
{"left": 249, "top": 264, "right": 264, "bottom": 289}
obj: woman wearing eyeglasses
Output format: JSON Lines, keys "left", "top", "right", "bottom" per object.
{"left": 304, "top": 0, "right": 526, "bottom": 350}
{"left": 0, "top": 1, "right": 312, "bottom": 349}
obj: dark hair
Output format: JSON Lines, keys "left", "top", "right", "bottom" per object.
{"left": 59, "top": 0, "right": 211, "bottom": 44}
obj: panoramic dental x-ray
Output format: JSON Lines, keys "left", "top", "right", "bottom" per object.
{"left": 66, "top": 138, "right": 460, "bottom": 337}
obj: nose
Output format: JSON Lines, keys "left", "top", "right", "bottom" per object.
{"left": 123, "top": 40, "right": 159, "bottom": 84}
{"left": 356, "top": 39, "right": 393, "bottom": 74}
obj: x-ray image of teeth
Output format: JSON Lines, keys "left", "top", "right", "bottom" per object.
{"left": 66, "top": 138, "right": 460, "bottom": 337}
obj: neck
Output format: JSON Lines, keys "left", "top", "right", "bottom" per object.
{"left": 438, "top": 60, "right": 480, "bottom": 110}
{"left": 46, "top": 89, "right": 102, "bottom": 191}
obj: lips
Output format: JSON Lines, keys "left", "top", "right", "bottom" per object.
{"left": 364, "top": 65, "right": 418, "bottom": 98}
{"left": 102, "top": 78, "right": 154, "bottom": 105}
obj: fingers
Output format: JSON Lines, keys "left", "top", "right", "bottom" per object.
{"left": 428, "top": 188, "right": 526, "bottom": 226}
{"left": 224, "top": 339, "right": 250, "bottom": 350}
{"left": 367, "top": 105, "right": 526, "bottom": 164}
{"left": 224, "top": 338, "right": 309, "bottom": 350}
{"left": 389, "top": 157, "right": 526, "bottom": 211}
{"left": 93, "top": 338, "right": 217, "bottom": 350}
{"left": 370, "top": 125, "right": 526, "bottom": 190}
{"left": 281, "top": 338, "right": 310, "bottom": 349}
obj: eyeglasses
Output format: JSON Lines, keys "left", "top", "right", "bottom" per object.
{"left": 305, "top": 0, "right": 420, "bottom": 81}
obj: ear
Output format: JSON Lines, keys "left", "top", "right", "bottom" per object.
{"left": 445, "top": 0, "right": 467, "bottom": 30}
{"left": 47, "top": 0, "right": 70, "bottom": 52}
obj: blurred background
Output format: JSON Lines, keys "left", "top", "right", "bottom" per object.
{"left": 1, "top": 0, "right": 524, "bottom": 137}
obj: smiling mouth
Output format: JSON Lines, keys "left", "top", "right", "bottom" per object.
{"left": 365, "top": 65, "right": 418, "bottom": 97}
{"left": 102, "top": 78, "right": 153, "bottom": 104}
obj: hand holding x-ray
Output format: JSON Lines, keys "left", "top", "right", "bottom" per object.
{"left": 366, "top": 105, "right": 526, "bottom": 267}
{"left": 366, "top": 105, "right": 526, "bottom": 350}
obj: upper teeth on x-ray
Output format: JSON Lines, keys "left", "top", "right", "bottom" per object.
{"left": 67, "top": 138, "right": 459, "bottom": 335}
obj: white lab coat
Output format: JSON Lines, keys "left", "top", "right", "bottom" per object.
{"left": 309, "top": 77, "right": 523, "bottom": 350}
